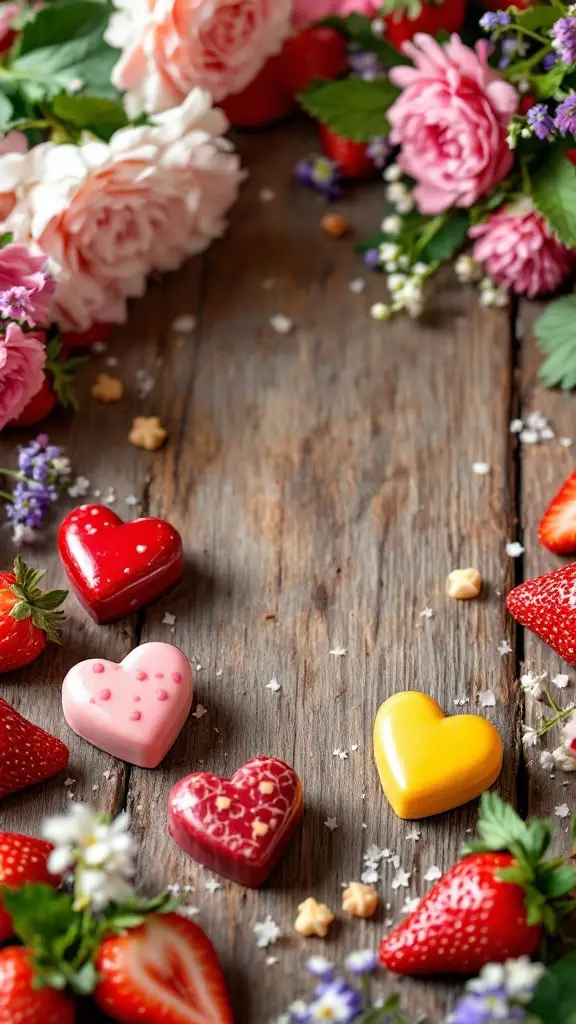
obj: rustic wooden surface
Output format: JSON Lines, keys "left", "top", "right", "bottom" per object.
{"left": 0, "top": 121, "right": 574, "bottom": 1023}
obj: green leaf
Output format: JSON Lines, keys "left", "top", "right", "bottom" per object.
{"left": 462, "top": 791, "right": 532, "bottom": 856}
{"left": 535, "top": 295, "right": 576, "bottom": 391}
{"left": 528, "top": 953, "right": 576, "bottom": 1024}
{"left": 0, "top": 92, "right": 13, "bottom": 134}
{"left": 51, "top": 93, "right": 128, "bottom": 140}
{"left": 419, "top": 211, "right": 469, "bottom": 263}
{"left": 532, "top": 148, "right": 576, "bottom": 248}
{"left": 320, "top": 13, "right": 410, "bottom": 66}
{"left": 514, "top": 4, "right": 559, "bottom": 33}
{"left": 15, "top": 1, "right": 110, "bottom": 58}
{"left": 298, "top": 77, "right": 398, "bottom": 142}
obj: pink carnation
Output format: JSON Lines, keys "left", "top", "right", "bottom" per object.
{"left": 292, "top": 0, "right": 381, "bottom": 28}
{"left": 0, "top": 322, "right": 46, "bottom": 430}
{"left": 0, "top": 244, "right": 54, "bottom": 326}
{"left": 388, "top": 34, "right": 518, "bottom": 214}
{"left": 470, "top": 202, "right": 574, "bottom": 298}
{"left": 105, "top": 0, "right": 292, "bottom": 116}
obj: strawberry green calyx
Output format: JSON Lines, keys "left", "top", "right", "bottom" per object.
{"left": 45, "top": 337, "right": 87, "bottom": 410}
{"left": 8, "top": 556, "right": 67, "bottom": 644}
{"left": 382, "top": 0, "right": 445, "bottom": 22}
{"left": 462, "top": 792, "right": 576, "bottom": 933}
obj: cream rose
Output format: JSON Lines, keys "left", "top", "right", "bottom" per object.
{"left": 105, "top": 0, "right": 292, "bottom": 116}
{"left": 0, "top": 90, "right": 244, "bottom": 330}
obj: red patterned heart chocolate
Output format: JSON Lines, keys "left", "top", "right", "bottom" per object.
{"left": 58, "top": 504, "right": 183, "bottom": 624}
{"left": 168, "top": 756, "right": 303, "bottom": 888}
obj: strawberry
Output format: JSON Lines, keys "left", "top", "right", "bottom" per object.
{"left": 0, "top": 833, "right": 57, "bottom": 942}
{"left": 94, "top": 912, "right": 233, "bottom": 1024}
{"left": 384, "top": 0, "right": 465, "bottom": 50}
{"left": 507, "top": 562, "right": 576, "bottom": 665}
{"left": 220, "top": 55, "right": 295, "bottom": 128}
{"left": 379, "top": 792, "right": 576, "bottom": 975}
{"left": 9, "top": 373, "right": 58, "bottom": 428}
{"left": 0, "top": 557, "right": 67, "bottom": 673}
{"left": 61, "top": 321, "right": 111, "bottom": 351}
{"left": 0, "top": 699, "right": 69, "bottom": 799}
{"left": 279, "top": 27, "right": 348, "bottom": 99}
{"left": 319, "top": 124, "right": 375, "bottom": 179}
{"left": 538, "top": 471, "right": 576, "bottom": 555}
{"left": 8, "top": 338, "right": 84, "bottom": 428}
{"left": 0, "top": 947, "right": 76, "bottom": 1024}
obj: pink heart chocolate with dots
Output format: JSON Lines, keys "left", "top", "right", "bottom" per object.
{"left": 58, "top": 504, "right": 183, "bottom": 624}
{"left": 168, "top": 756, "right": 303, "bottom": 887}
{"left": 62, "top": 642, "right": 192, "bottom": 768}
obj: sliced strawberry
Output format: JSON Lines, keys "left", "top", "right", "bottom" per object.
{"left": 0, "top": 947, "right": 75, "bottom": 1024}
{"left": 507, "top": 562, "right": 576, "bottom": 664}
{"left": 0, "top": 833, "right": 57, "bottom": 942}
{"left": 0, "top": 698, "right": 69, "bottom": 800}
{"left": 538, "top": 471, "right": 576, "bottom": 555}
{"left": 94, "top": 912, "right": 233, "bottom": 1024}
{"left": 319, "top": 124, "right": 376, "bottom": 179}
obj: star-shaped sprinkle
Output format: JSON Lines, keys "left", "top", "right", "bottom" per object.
{"left": 391, "top": 869, "right": 411, "bottom": 890}
{"left": 497, "top": 640, "right": 512, "bottom": 657}
{"left": 506, "top": 542, "right": 525, "bottom": 558}
{"left": 193, "top": 704, "right": 208, "bottom": 719}
{"left": 329, "top": 647, "right": 347, "bottom": 657}
{"left": 424, "top": 865, "right": 442, "bottom": 882}
{"left": 162, "top": 611, "right": 176, "bottom": 626}
{"left": 324, "top": 817, "right": 338, "bottom": 832}
{"left": 472, "top": 462, "right": 491, "bottom": 475}
{"left": 360, "top": 867, "right": 379, "bottom": 885}
{"left": 338, "top": 750, "right": 348, "bottom": 760}
{"left": 351, "top": 743, "right": 359, "bottom": 751}
{"left": 266, "top": 678, "right": 281, "bottom": 692}
{"left": 64, "top": 778, "right": 76, "bottom": 787}
{"left": 204, "top": 878, "right": 222, "bottom": 893}
{"left": 419, "top": 607, "right": 434, "bottom": 619}
{"left": 405, "top": 827, "right": 421, "bottom": 842}
{"left": 479, "top": 689, "right": 496, "bottom": 707}
{"left": 555, "top": 803, "right": 570, "bottom": 818}
{"left": 253, "top": 915, "right": 282, "bottom": 948}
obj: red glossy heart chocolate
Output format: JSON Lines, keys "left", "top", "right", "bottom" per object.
{"left": 58, "top": 505, "right": 183, "bottom": 624}
{"left": 168, "top": 756, "right": 303, "bottom": 887}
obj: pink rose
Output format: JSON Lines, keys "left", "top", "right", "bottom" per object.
{"left": 0, "top": 243, "right": 54, "bottom": 326}
{"left": 292, "top": 0, "right": 381, "bottom": 28}
{"left": 105, "top": 0, "right": 292, "bottom": 116}
{"left": 0, "top": 91, "right": 243, "bottom": 331}
{"left": 388, "top": 34, "right": 518, "bottom": 214}
{"left": 0, "top": 322, "right": 46, "bottom": 430}
{"left": 470, "top": 202, "right": 574, "bottom": 298}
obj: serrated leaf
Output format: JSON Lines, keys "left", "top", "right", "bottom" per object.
{"left": 532, "top": 149, "right": 576, "bottom": 248}
{"left": 538, "top": 864, "right": 576, "bottom": 899}
{"left": 10, "top": 600, "right": 32, "bottom": 621}
{"left": 535, "top": 294, "right": 576, "bottom": 391}
{"left": 464, "top": 791, "right": 531, "bottom": 855}
{"left": 298, "top": 77, "right": 398, "bottom": 142}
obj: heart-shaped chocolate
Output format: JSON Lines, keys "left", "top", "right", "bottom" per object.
{"left": 58, "top": 504, "right": 183, "bottom": 624}
{"left": 62, "top": 643, "right": 192, "bottom": 768}
{"left": 168, "top": 756, "right": 303, "bottom": 887}
{"left": 374, "top": 692, "right": 503, "bottom": 819}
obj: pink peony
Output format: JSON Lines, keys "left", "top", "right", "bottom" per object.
{"left": 105, "top": 0, "right": 292, "bottom": 116}
{"left": 0, "top": 90, "right": 243, "bottom": 331}
{"left": 0, "top": 244, "right": 54, "bottom": 326}
{"left": 470, "top": 201, "right": 574, "bottom": 298}
{"left": 0, "top": 322, "right": 46, "bottom": 430}
{"left": 388, "top": 34, "right": 518, "bottom": 214}
{"left": 292, "top": 0, "right": 381, "bottom": 28}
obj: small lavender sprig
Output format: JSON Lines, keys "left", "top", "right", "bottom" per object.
{"left": 1, "top": 434, "right": 72, "bottom": 544}
{"left": 447, "top": 957, "right": 545, "bottom": 1024}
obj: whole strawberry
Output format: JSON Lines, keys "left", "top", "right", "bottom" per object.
{"left": 0, "top": 946, "right": 75, "bottom": 1024}
{"left": 0, "top": 556, "right": 67, "bottom": 673}
{"left": 380, "top": 792, "right": 576, "bottom": 975}
{"left": 0, "top": 700, "right": 69, "bottom": 799}
{"left": 320, "top": 125, "right": 376, "bottom": 179}
{"left": 507, "top": 563, "right": 576, "bottom": 665}
{"left": 0, "top": 833, "right": 57, "bottom": 942}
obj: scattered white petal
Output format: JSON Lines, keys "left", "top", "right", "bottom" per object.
{"left": 405, "top": 827, "right": 421, "bottom": 842}
{"left": 402, "top": 897, "right": 421, "bottom": 915}
{"left": 497, "top": 640, "right": 512, "bottom": 657}
{"left": 193, "top": 704, "right": 208, "bottom": 719}
{"left": 522, "top": 725, "right": 539, "bottom": 748}
{"left": 172, "top": 314, "right": 196, "bottom": 333}
{"left": 177, "top": 905, "right": 200, "bottom": 918}
{"left": 506, "top": 542, "right": 525, "bottom": 558}
{"left": 364, "top": 844, "right": 383, "bottom": 863}
{"left": 472, "top": 462, "right": 491, "bottom": 475}
{"left": 509, "top": 419, "right": 523, "bottom": 435}
{"left": 204, "top": 878, "right": 222, "bottom": 893}
{"left": 162, "top": 612, "right": 176, "bottom": 626}
{"left": 360, "top": 867, "right": 379, "bottom": 885}
{"left": 269, "top": 314, "right": 293, "bottom": 335}
{"left": 125, "top": 494, "right": 140, "bottom": 507}
{"left": 419, "top": 607, "right": 434, "bottom": 619}
{"left": 324, "top": 817, "right": 338, "bottom": 832}
{"left": 253, "top": 915, "right": 282, "bottom": 948}
{"left": 390, "top": 854, "right": 400, "bottom": 869}
{"left": 391, "top": 869, "right": 411, "bottom": 890}
{"left": 266, "top": 956, "right": 279, "bottom": 966}
{"left": 329, "top": 647, "right": 347, "bottom": 657}
{"left": 540, "top": 750, "right": 555, "bottom": 769}
{"left": 520, "top": 429, "right": 539, "bottom": 445}
{"left": 266, "top": 678, "right": 281, "bottom": 693}
{"left": 555, "top": 803, "right": 570, "bottom": 818}
{"left": 553, "top": 674, "right": 570, "bottom": 689}
{"left": 259, "top": 188, "right": 275, "bottom": 203}
{"left": 424, "top": 866, "right": 442, "bottom": 882}
{"left": 559, "top": 437, "right": 573, "bottom": 449}
{"left": 68, "top": 476, "right": 91, "bottom": 499}
{"left": 338, "top": 751, "right": 348, "bottom": 760}
{"left": 103, "top": 770, "right": 112, "bottom": 780}
{"left": 351, "top": 744, "right": 359, "bottom": 751}
{"left": 64, "top": 778, "right": 76, "bottom": 787}
{"left": 479, "top": 690, "right": 496, "bottom": 707}
{"left": 349, "top": 278, "right": 366, "bottom": 294}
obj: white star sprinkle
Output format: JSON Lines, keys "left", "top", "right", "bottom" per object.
{"left": 329, "top": 647, "right": 347, "bottom": 657}
{"left": 424, "top": 866, "right": 442, "bottom": 882}
{"left": 405, "top": 827, "right": 421, "bottom": 842}
{"left": 497, "top": 640, "right": 512, "bottom": 657}
{"left": 324, "top": 817, "right": 338, "bottom": 832}
{"left": 479, "top": 689, "right": 496, "bottom": 707}
{"left": 204, "top": 878, "right": 222, "bottom": 893}
{"left": 555, "top": 803, "right": 570, "bottom": 818}
{"left": 266, "top": 956, "right": 279, "bottom": 966}
{"left": 67, "top": 476, "right": 91, "bottom": 499}
{"left": 472, "top": 462, "right": 491, "bottom": 475}
{"left": 266, "top": 679, "right": 281, "bottom": 692}
{"left": 338, "top": 750, "right": 349, "bottom": 760}
{"left": 253, "top": 915, "right": 282, "bottom": 948}
{"left": 506, "top": 542, "right": 525, "bottom": 558}
{"left": 162, "top": 612, "right": 176, "bottom": 626}
{"left": 349, "top": 278, "right": 366, "bottom": 294}
{"left": 193, "top": 704, "right": 208, "bottom": 719}
{"left": 391, "top": 869, "right": 411, "bottom": 890}
{"left": 419, "top": 607, "right": 434, "bottom": 619}
{"left": 360, "top": 866, "right": 379, "bottom": 885}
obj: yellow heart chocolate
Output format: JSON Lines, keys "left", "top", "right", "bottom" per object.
{"left": 373, "top": 692, "right": 503, "bottom": 820}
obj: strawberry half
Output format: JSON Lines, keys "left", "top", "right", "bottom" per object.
{"left": 0, "top": 833, "right": 57, "bottom": 942}
{"left": 0, "top": 946, "right": 75, "bottom": 1024}
{"left": 538, "top": 471, "right": 576, "bottom": 555}
{"left": 380, "top": 792, "right": 576, "bottom": 975}
{"left": 0, "top": 557, "right": 67, "bottom": 673}
{"left": 94, "top": 912, "right": 233, "bottom": 1024}
{"left": 507, "top": 562, "right": 576, "bottom": 665}
{"left": 0, "top": 699, "right": 69, "bottom": 800}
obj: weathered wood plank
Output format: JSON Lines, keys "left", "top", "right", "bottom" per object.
{"left": 518, "top": 301, "right": 575, "bottom": 847}
{"left": 128, "top": 122, "right": 521, "bottom": 1022}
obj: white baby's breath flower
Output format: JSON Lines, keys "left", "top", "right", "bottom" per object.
{"left": 520, "top": 671, "right": 545, "bottom": 699}
{"left": 381, "top": 214, "right": 402, "bottom": 234}
{"left": 455, "top": 254, "right": 481, "bottom": 283}
{"left": 553, "top": 745, "right": 576, "bottom": 772}
{"left": 521, "top": 725, "right": 539, "bottom": 748}
{"left": 383, "top": 164, "right": 402, "bottom": 182}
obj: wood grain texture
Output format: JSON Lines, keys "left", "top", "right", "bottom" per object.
{"left": 517, "top": 301, "right": 576, "bottom": 846}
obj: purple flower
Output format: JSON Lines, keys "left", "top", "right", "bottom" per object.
{"left": 542, "top": 52, "right": 558, "bottom": 70}
{"left": 294, "top": 156, "right": 342, "bottom": 200}
{"left": 551, "top": 16, "right": 576, "bottom": 66}
{"left": 364, "top": 248, "right": 381, "bottom": 270}
{"left": 3, "top": 435, "right": 71, "bottom": 543}
{"left": 555, "top": 92, "right": 576, "bottom": 135}
{"left": 498, "top": 36, "right": 527, "bottom": 70}
{"left": 306, "top": 957, "right": 335, "bottom": 981}
{"left": 479, "top": 10, "right": 510, "bottom": 32}
{"left": 367, "top": 136, "right": 391, "bottom": 169}
{"left": 304, "top": 980, "right": 364, "bottom": 1023}
{"left": 344, "top": 950, "right": 377, "bottom": 975}
{"left": 0, "top": 245, "right": 54, "bottom": 327}
{"left": 447, "top": 991, "right": 526, "bottom": 1024}
{"left": 349, "top": 51, "right": 384, "bottom": 80}
{"left": 526, "top": 103, "right": 555, "bottom": 140}
{"left": 448, "top": 959, "right": 546, "bottom": 1024}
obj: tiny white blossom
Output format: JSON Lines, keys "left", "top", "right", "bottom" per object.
{"left": 68, "top": 476, "right": 91, "bottom": 499}
{"left": 204, "top": 878, "right": 222, "bottom": 893}
{"left": 383, "top": 164, "right": 402, "bottom": 182}
{"left": 324, "top": 817, "right": 338, "bottom": 832}
{"left": 423, "top": 866, "right": 442, "bottom": 882}
{"left": 360, "top": 866, "right": 379, "bottom": 885}
{"left": 520, "top": 672, "right": 545, "bottom": 699}
{"left": 522, "top": 725, "right": 539, "bottom": 748}
{"left": 520, "top": 429, "right": 539, "bottom": 445}
{"left": 506, "top": 542, "right": 525, "bottom": 558}
{"left": 510, "top": 419, "right": 524, "bottom": 434}
{"left": 391, "top": 868, "right": 411, "bottom": 890}
{"left": 479, "top": 690, "right": 496, "bottom": 707}
{"left": 553, "top": 745, "right": 576, "bottom": 772}
{"left": 253, "top": 915, "right": 282, "bottom": 948}
{"left": 371, "top": 302, "right": 391, "bottom": 321}
{"left": 379, "top": 242, "right": 400, "bottom": 262}
{"left": 405, "top": 827, "right": 421, "bottom": 842}
{"left": 269, "top": 314, "right": 293, "bottom": 335}
{"left": 455, "top": 254, "right": 481, "bottom": 283}
{"left": 349, "top": 278, "right": 366, "bottom": 294}
{"left": 552, "top": 674, "right": 570, "bottom": 689}
{"left": 472, "top": 461, "right": 491, "bottom": 476}
{"left": 539, "top": 750, "right": 555, "bottom": 769}
{"left": 381, "top": 214, "right": 402, "bottom": 234}
{"left": 555, "top": 803, "right": 570, "bottom": 818}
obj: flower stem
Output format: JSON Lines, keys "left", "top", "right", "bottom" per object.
{"left": 543, "top": 682, "right": 562, "bottom": 716}
{"left": 0, "top": 490, "right": 13, "bottom": 502}
{"left": 536, "top": 704, "right": 576, "bottom": 738}
{"left": 0, "top": 468, "right": 24, "bottom": 481}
